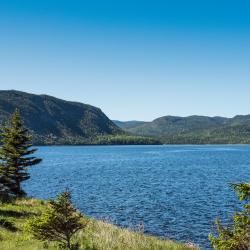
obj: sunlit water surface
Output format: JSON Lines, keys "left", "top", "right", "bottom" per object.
{"left": 24, "top": 145, "right": 250, "bottom": 249}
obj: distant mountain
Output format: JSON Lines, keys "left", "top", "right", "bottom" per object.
{"left": 0, "top": 90, "right": 123, "bottom": 145}
{"left": 116, "top": 115, "right": 250, "bottom": 144}
{"left": 112, "top": 120, "right": 145, "bottom": 129}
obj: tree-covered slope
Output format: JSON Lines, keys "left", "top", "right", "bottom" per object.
{"left": 117, "top": 115, "right": 250, "bottom": 144}
{"left": 0, "top": 90, "right": 122, "bottom": 145}
{"left": 113, "top": 120, "right": 145, "bottom": 129}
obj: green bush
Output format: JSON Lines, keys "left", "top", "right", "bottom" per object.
{"left": 209, "top": 183, "right": 250, "bottom": 250}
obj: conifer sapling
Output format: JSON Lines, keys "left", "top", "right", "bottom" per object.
{"left": 27, "top": 191, "right": 87, "bottom": 250}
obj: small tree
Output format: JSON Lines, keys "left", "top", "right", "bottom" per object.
{"left": 27, "top": 191, "right": 87, "bottom": 250}
{"left": 209, "top": 183, "right": 250, "bottom": 250}
{"left": 0, "top": 109, "right": 42, "bottom": 196}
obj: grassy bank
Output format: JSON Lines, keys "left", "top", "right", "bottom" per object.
{"left": 0, "top": 199, "right": 197, "bottom": 250}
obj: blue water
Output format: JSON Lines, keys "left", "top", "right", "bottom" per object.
{"left": 24, "top": 145, "right": 250, "bottom": 249}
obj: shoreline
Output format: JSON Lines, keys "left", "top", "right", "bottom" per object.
{"left": 0, "top": 198, "right": 198, "bottom": 250}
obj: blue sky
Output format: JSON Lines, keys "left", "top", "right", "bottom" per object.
{"left": 0, "top": 0, "right": 250, "bottom": 121}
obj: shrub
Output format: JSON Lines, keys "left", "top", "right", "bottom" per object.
{"left": 209, "top": 183, "right": 250, "bottom": 250}
{"left": 27, "top": 191, "right": 88, "bottom": 250}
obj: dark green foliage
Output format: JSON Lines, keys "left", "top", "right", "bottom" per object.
{"left": 0, "top": 218, "right": 17, "bottom": 232}
{"left": 27, "top": 191, "right": 87, "bottom": 250}
{"left": 93, "top": 135, "right": 161, "bottom": 145}
{"left": 0, "top": 174, "right": 15, "bottom": 202}
{"left": 209, "top": 183, "right": 250, "bottom": 250}
{"left": 232, "top": 183, "right": 250, "bottom": 201}
{"left": 0, "top": 110, "right": 42, "bottom": 197}
{"left": 117, "top": 115, "right": 250, "bottom": 144}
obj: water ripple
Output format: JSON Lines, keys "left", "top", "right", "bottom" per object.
{"left": 24, "top": 145, "right": 250, "bottom": 249}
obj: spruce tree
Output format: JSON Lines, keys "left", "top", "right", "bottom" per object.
{"left": 0, "top": 174, "right": 14, "bottom": 202}
{"left": 28, "top": 191, "right": 87, "bottom": 250}
{"left": 0, "top": 109, "right": 42, "bottom": 197}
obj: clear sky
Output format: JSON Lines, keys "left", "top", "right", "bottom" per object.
{"left": 0, "top": 0, "right": 250, "bottom": 121}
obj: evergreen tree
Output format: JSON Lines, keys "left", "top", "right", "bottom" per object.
{"left": 0, "top": 174, "right": 14, "bottom": 202}
{"left": 27, "top": 191, "right": 87, "bottom": 250}
{"left": 0, "top": 109, "right": 42, "bottom": 197}
{"left": 209, "top": 183, "right": 250, "bottom": 250}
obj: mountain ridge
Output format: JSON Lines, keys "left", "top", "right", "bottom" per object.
{"left": 0, "top": 90, "right": 122, "bottom": 145}
{"left": 115, "top": 115, "right": 250, "bottom": 144}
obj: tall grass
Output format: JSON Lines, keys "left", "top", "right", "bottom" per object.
{"left": 0, "top": 199, "right": 198, "bottom": 250}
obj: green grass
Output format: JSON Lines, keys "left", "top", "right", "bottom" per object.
{"left": 0, "top": 199, "right": 198, "bottom": 250}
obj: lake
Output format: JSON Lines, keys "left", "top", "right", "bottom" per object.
{"left": 24, "top": 145, "right": 250, "bottom": 249}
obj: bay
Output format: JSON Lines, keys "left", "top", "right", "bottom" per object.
{"left": 24, "top": 145, "right": 250, "bottom": 249}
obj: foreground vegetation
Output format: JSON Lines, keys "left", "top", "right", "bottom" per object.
{"left": 209, "top": 183, "right": 250, "bottom": 250}
{"left": 0, "top": 198, "right": 196, "bottom": 250}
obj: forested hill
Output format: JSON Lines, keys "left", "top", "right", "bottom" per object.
{"left": 0, "top": 90, "right": 124, "bottom": 144}
{"left": 112, "top": 120, "right": 145, "bottom": 129}
{"left": 115, "top": 115, "right": 250, "bottom": 144}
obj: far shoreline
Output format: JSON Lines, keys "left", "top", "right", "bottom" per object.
{"left": 33, "top": 143, "right": 250, "bottom": 146}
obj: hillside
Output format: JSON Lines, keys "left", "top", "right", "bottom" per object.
{"left": 113, "top": 120, "right": 145, "bottom": 129}
{"left": 116, "top": 115, "right": 250, "bottom": 144}
{"left": 0, "top": 90, "right": 123, "bottom": 145}
{"left": 0, "top": 199, "right": 197, "bottom": 250}
{"left": 0, "top": 90, "right": 161, "bottom": 145}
